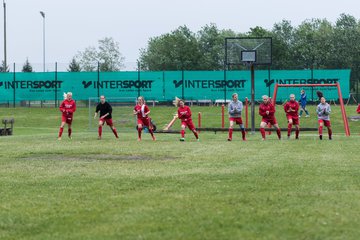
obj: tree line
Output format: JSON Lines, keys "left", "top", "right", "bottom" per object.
{"left": 1, "top": 13, "right": 359, "bottom": 91}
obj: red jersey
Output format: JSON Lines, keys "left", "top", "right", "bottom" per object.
{"left": 60, "top": 99, "right": 76, "bottom": 117}
{"left": 284, "top": 100, "right": 299, "bottom": 117}
{"left": 259, "top": 102, "right": 275, "bottom": 119}
{"left": 357, "top": 104, "right": 360, "bottom": 114}
{"left": 134, "top": 104, "right": 150, "bottom": 119}
{"left": 178, "top": 106, "right": 192, "bottom": 121}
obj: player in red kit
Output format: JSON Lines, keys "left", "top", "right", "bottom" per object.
{"left": 259, "top": 95, "right": 281, "bottom": 140}
{"left": 177, "top": 99, "right": 199, "bottom": 141}
{"left": 133, "top": 96, "right": 156, "bottom": 141}
{"left": 284, "top": 94, "right": 300, "bottom": 139}
{"left": 58, "top": 92, "right": 76, "bottom": 140}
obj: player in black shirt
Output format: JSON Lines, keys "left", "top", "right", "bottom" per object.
{"left": 94, "top": 95, "right": 119, "bottom": 139}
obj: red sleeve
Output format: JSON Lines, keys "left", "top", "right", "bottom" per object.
{"left": 71, "top": 101, "right": 76, "bottom": 113}
{"left": 259, "top": 105, "right": 266, "bottom": 117}
{"left": 144, "top": 105, "right": 150, "bottom": 114}
{"left": 269, "top": 104, "right": 275, "bottom": 114}
{"left": 186, "top": 106, "right": 192, "bottom": 118}
{"left": 59, "top": 101, "right": 65, "bottom": 112}
{"left": 284, "top": 103, "right": 289, "bottom": 112}
{"left": 357, "top": 104, "right": 360, "bottom": 114}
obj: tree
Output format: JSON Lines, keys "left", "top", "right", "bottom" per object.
{"left": 75, "top": 37, "right": 125, "bottom": 72}
{"left": 22, "top": 58, "right": 33, "bottom": 72}
{"left": 67, "top": 57, "right": 81, "bottom": 72}
{"left": 271, "top": 20, "right": 295, "bottom": 69}
{"left": 139, "top": 26, "right": 202, "bottom": 70}
{"left": 0, "top": 60, "right": 9, "bottom": 72}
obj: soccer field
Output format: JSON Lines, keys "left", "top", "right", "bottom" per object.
{"left": 0, "top": 106, "right": 360, "bottom": 239}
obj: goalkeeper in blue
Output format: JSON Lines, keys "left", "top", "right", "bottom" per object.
{"left": 316, "top": 97, "right": 332, "bottom": 140}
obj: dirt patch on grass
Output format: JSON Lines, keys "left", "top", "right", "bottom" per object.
{"left": 21, "top": 153, "right": 177, "bottom": 162}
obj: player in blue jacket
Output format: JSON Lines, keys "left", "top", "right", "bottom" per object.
{"left": 299, "top": 89, "right": 309, "bottom": 117}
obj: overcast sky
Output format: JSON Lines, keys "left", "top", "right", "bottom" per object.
{"left": 1, "top": 0, "right": 359, "bottom": 71}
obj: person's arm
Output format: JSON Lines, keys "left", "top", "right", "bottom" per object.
{"left": 238, "top": 102, "right": 243, "bottom": 113}
{"left": 269, "top": 104, "right": 276, "bottom": 114}
{"left": 228, "top": 102, "right": 234, "bottom": 114}
{"left": 94, "top": 104, "right": 99, "bottom": 118}
{"left": 284, "top": 103, "right": 289, "bottom": 113}
{"left": 144, "top": 106, "right": 150, "bottom": 116}
{"left": 259, "top": 105, "right": 266, "bottom": 117}
{"left": 357, "top": 104, "right": 360, "bottom": 114}
{"left": 325, "top": 104, "right": 331, "bottom": 115}
{"left": 59, "top": 101, "right": 65, "bottom": 113}
{"left": 187, "top": 106, "right": 192, "bottom": 118}
{"left": 316, "top": 105, "right": 322, "bottom": 115}
{"left": 67, "top": 101, "right": 76, "bottom": 113}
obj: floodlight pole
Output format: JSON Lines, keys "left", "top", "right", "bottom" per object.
{"left": 3, "top": 0, "right": 7, "bottom": 71}
{"left": 40, "top": 11, "right": 45, "bottom": 72}
{"left": 250, "top": 64, "right": 255, "bottom": 134}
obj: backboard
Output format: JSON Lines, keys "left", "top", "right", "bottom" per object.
{"left": 225, "top": 37, "right": 272, "bottom": 66}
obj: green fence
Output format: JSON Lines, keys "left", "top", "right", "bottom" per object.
{"left": 0, "top": 69, "right": 350, "bottom": 104}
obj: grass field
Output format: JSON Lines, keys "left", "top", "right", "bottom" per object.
{"left": 0, "top": 105, "right": 360, "bottom": 240}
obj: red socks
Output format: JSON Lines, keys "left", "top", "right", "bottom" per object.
{"left": 138, "top": 127, "right": 142, "bottom": 139}
{"left": 58, "top": 127, "right": 64, "bottom": 137}
{"left": 276, "top": 129, "right": 281, "bottom": 139}
{"left": 228, "top": 128, "right": 233, "bottom": 139}
{"left": 241, "top": 129, "right": 246, "bottom": 140}
{"left": 319, "top": 126, "right": 323, "bottom": 135}
{"left": 112, "top": 128, "right": 119, "bottom": 138}
{"left": 98, "top": 126, "right": 102, "bottom": 137}
{"left": 260, "top": 128, "right": 266, "bottom": 139}
{"left": 287, "top": 124, "right": 292, "bottom": 137}
{"left": 181, "top": 130, "right": 185, "bottom": 138}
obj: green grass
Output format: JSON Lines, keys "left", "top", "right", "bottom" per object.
{"left": 0, "top": 105, "right": 360, "bottom": 239}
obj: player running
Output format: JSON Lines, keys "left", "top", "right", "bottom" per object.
{"left": 259, "top": 95, "right": 281, "bottom": 140}
{"left": 227, "top": 93, "right": 246, "bottom": 141}
{"left": 284, "top": 94, "right": 300, "bottom": 139}
{"left": 133, "top": 96, "right": 156, "bottom": 141}
{"left": 58, "top": 92, "right": 76, "bottom": 140}
{"left": 176, "top": 98, "right": 199, "bottom": 142}
{"left": 316, "top": 97, "right": 332, "bottom": 140}
{"left": 94, "top": 95, "right": 119, "bottom": 140}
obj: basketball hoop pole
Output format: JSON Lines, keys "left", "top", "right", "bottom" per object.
{"left": 250, "top": 63, "right": 255, "bottom": 134}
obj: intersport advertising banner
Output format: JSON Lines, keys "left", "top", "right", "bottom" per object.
{"left": 0, "top": 69, "right": 350, "bottom": 102}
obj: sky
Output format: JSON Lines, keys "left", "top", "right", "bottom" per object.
{"left": 0, "top": 0, "right": 359, "bottom": 71}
